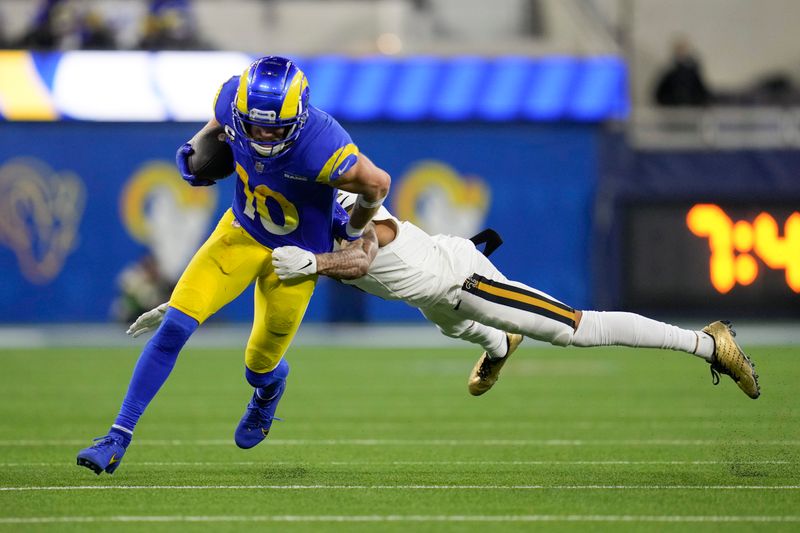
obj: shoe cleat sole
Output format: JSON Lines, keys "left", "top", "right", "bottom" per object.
{"left": 76, "top": 457, "right": 104, "bottom": 475}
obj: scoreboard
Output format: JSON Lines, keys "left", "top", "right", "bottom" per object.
{"left": 623, "top": 202, "right": 800, "bottom": 314}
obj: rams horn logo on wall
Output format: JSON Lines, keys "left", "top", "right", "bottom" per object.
{"left": 120, "top": 161, "right": 217, "bottom": 245}
{"left": 395, "top": 160, "right": 490, "bottom": 238}
{"left": 120, "top": 161, "right": 217, "bottom": 282}
{"left": 0, "top": 157, "right": 85, "bottom": 284}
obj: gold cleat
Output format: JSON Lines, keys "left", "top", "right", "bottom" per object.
{"left": 468, "top": 333, "right": 523, "bottom": 396}
{"left": 703, "top": 320, "right": 760, "bottom": 399}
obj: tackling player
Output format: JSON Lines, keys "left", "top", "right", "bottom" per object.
{"left": 77, "top": 56, "right": 390, "bottom": 475}
{"left": 130, "top": 191, "right": 760, "bottom": 402}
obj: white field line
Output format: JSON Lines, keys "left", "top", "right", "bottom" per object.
{"left": 3, "top": 438, "right": 800, "bottom": 447}
{"left": 0, "top": 460, "right": 793, "bottom": 468}
{"left": 1, "top": 515, "right": 800, "bottom": 524}
{"left": 2, "top": 485, "right": 800, "bottom": 492}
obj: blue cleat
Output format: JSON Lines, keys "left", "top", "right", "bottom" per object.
{"left": 234, "top": 382, "right": 286, "bottom": 449}
{"left": 76, "top": 434, "right": 127, "bottom": 475}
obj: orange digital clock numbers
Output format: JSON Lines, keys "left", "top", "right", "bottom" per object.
{"left": 686, "top": 204, "right": 800, "bottom": 294}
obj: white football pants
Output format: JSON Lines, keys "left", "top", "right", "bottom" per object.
{"left": 420, "top": 246, "right": 704, "bottom": 357}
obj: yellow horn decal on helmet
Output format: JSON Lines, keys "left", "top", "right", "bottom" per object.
{"left": 236, "top": 65, "right": 252, "bottom": 114}
{"left": 212, "top": 82, "right": 224, "bottom": 113}
{"left": 280, "top": 70, "right": 307, "bottom": 120}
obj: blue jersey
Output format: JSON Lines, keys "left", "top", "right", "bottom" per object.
{"left": 214, "top": 76, "right": 359, "bottom": 253}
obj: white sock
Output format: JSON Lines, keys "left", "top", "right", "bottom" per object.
{"left": 694, "top": 332, "right": 715, "bottom": 361}
{"left": 572, "top": 311, "right": 713, "bottom": 361}
{"left": 487, "top": 335, "right": 509, "bottom": 360}
{"left": 459, "top": 321, "right": 508, "bottom": 359}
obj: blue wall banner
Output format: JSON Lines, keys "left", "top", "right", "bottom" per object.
{"left": 0, "top": 122, "right": 598, "bottom": 323}
{"left": 0, "top": 51, "right": 628, "bottom": 123}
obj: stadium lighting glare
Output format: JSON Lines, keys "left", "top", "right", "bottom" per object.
{"left": 53, "top": 52, "right": 166, "bottom": 121}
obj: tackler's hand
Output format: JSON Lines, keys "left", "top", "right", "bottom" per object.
{"left": 272, "top": 246, "right": 318, "bottom": 280}
{"left": 176, "top": 142, "right": 215, "bottom": 187}
{"left": 127, "top": 303, "right": 169, "bottom": 338}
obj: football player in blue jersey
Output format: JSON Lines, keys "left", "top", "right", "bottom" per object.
{"left": 76, "top": 56, "right": 391, "bottom": 475}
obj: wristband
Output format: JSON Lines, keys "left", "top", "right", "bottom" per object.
{"left": 345, "top": 221, "right": 364, "bottom": 238}
{"left": 356, "top": 194, "right": 386, "bottom": 209}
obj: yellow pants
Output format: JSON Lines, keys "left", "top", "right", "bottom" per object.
{"left": 169, "top": 209, "right": 317, "bottom": 373}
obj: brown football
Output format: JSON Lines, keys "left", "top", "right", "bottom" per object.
{"left": 188, "top": 127, "right": 235, "bottom": 181}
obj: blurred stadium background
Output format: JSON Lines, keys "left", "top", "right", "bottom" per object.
{"left": 1, "top": 0, "right": 799, "bottom": 333}
{"left": 1, "top": 0, "right": 799, "bottom": 529}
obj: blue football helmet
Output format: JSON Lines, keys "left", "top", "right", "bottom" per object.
{"left": 231, "top": 56, "right": 310, "bottom": 158}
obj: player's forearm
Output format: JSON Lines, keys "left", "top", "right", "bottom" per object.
{"left": 315, "top": 249, "right": 370, "bottom": 280}
{"left": 316, "top": 229, "right": 378, "bottom": 280}
{"left": 340, "top": 156, "right": 391, "bottom": 232}
{"left": 348, "top": 180, "right": 389, "bottom": 232}
{"left": 348, "top": 203, "right": 381, "bottom": 232}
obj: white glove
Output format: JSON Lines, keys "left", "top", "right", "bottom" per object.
{"left": 126, "top": 302, "right": 168, "bottom": 338}
{"left": 272, "top": 246, "right": 318, "bottom": 280}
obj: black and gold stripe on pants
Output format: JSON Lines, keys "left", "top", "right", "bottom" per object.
{"left": 462, "top": 274, "right": 576, "bottom": 328}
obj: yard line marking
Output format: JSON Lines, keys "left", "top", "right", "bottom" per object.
{"left": 3, "top": 438, "right": 800, "bottom": 447}
{"left": 3, "top": 485, "right": 800, "bottom": 492}
{"left": 1, "top": 515, "right": 800, "bottom": 524}
{"left": 0, "top": 460, "right": 792, "bottom": 467}
{"left": 370, "top": 460, "right": 794, "bottom": 466}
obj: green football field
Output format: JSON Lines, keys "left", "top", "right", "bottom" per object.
{"left": 1, "top": 339, "right": 798, "bottom": 532}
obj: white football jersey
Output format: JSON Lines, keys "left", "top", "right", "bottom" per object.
{"left": 342, "top": 218, "right": 477, "bottom": 309}
{"left": 336, "top": 190, "right": 480, "bottom": 307}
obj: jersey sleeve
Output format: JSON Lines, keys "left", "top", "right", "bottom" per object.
{"left": 336, "top": 190, "right": 357, "bottom": 210}
{"left": 310, "top": 114, "right": 360, "bottom": 184}
{"left": 316, "top": 144, "right": 359, "bottom": 184}
{"left": 213, "top": 76, "right": 239, "bottom": 125}
{"left": 331, "top": 202, "right": 354, "bottom": 241}
{"left": 370, "top": 204, "right": 395, "bottom": 222}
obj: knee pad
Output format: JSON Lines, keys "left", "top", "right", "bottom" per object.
{"left": 151, "top": 308, "right": 198, "bottom": 354}
{"left": 245, "top": 358, "right": 289, "bottom": 388}
{"left": 244, "top": 339, "right": 286, "bottom": 373}
{"left": 519, "top": 320, "right": 574, "bottom": 347}
{"left": 550, "top": 328, "right": 574, "bottom": 347}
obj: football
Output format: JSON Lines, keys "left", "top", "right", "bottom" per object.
{"left": 188, "top": 127, "right": 235, "bottom": 181}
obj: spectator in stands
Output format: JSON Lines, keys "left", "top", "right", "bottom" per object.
{"left": 137, "top": 0, "right": 212, "bottom": 50}
{"left": 746, "top": 73, "right": 800, "bottom": 106}
{"left": 15, "top": 0, "right": 62, "bottom": 49}
{"left": 654, "top": 37, "right": 712, "bottom": 107}
{"left": 79, "top": 9, "right": 117, "bottom": 50}
{"left": 15, "top": 0, "right": 116, "bottom": 50}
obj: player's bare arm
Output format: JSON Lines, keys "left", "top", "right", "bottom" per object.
{"left": 270, "top": 216, "right": 393, "bottom": 282}
{"left": 334, "top": 153, "right": 391, "bottom": 235}
{"left": 315, "top": 223, "right": 380, "bottom": 279}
